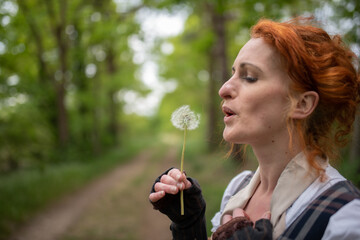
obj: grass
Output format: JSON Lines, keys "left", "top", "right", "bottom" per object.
{"left": 0, "top": 137, "right": 153, "bottom": 240}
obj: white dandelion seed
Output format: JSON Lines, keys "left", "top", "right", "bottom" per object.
{"left": 171, "top": 105, "right": 200, "bottom": 130}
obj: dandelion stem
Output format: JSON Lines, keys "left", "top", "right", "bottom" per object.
{"left": 170, "top": 105, "right": 199, "bottom": 216}
{"left": 180, "top": 126, "right": 187, "bottom": 215}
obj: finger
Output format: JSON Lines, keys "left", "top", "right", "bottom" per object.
{"left": 149, "top": 191, "right": 165, "bottom": 202}
{"left": 168, "top": 168, "right": 183, "bottom": 181}
{"left": 232, "top": 208, "right": 246, "bottom": 218}
{"left": 222, "top": 214, "right": 233, "bottom": 224}
{"left": 177, "top": 174, "right": 191, "bottom": 190}
{"left": 261, "top": 211, "right": 271, "bottom": 220}
{"left": 160, "top": 174, "right": 177, "bottom": 185}
{"left": 183, "top": 178, "right": 192, "bottom": 189}
{"left": 161, "top": 175, "right": 186, "bottom": 191}
{"left": 168, "top": 169, "right": 192, "bottom": 190}
{"left": 154, "top": 182, "right": 179, "bottom": 194}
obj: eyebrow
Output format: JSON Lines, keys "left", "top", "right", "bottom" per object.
{"left": 232, "top": 62, "right": 263, "bottom": 73}
{"left": 240, "top": 62, "right": 263, "bottom": 73}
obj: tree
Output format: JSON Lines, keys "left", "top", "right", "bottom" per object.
{"left": 0, "top": 0, "right": 143, "bottom": 170}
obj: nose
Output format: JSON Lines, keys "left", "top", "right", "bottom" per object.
{"left": 219, "top": 79, "right": 236, "bottom": 100}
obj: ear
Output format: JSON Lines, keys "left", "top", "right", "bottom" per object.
{"left": 290, "top": 91, "right": 319, "bottom": 119}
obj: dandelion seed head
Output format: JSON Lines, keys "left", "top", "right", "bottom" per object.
{"left": 171, "top": 105, "right": 200, "bottom": 130}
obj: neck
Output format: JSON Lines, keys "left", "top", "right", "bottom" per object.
{"left": 251, "top": 133, "right": 302, "bottom": 194}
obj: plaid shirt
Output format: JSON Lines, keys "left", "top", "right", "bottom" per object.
{"left": 279, "top": 180, "right": 360, "bottom": 239}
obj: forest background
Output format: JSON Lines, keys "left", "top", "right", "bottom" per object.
{"left": 0, "top": 0, "right": 359, "bottom": 239}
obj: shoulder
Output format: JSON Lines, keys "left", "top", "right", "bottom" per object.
{"left": 285, "top": 164, "right": 346, "bottom": 226}
{"left": 223, "top": 170, "right": 254, "bottom": 201}
{"left": 282, "top": 168, "right": 360, "bottom": 239}
{"left": 323, "top": 198, "right": 360, "bottom": 239}
{"left": 320, "top": 181, "right": 360, "bottom": 239}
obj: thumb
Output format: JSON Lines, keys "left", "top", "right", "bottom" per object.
{"left": 261, "top": 211, "right": 271, "bottom": 220}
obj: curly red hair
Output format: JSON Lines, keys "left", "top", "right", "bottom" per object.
{"left": 249, "top": 17, "right": 360, "bottom": 175}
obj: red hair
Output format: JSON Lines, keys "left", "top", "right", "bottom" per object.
{"left": 250, "top": 17, "right": 360, "bottom": 176}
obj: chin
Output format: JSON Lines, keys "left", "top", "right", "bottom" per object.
{"left": 222, "top": 134, "right": 237, "bottom": 144}
{"left": 223, "top": 132, "right": 247, "bottom": 145}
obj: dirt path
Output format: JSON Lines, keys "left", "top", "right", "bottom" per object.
{"left": 10, "top": 148, "right": 177, "bottom": 240}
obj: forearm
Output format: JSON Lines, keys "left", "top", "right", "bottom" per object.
{"left": 150, "top": 168, "right": 208, "bottom": 240}
{"left": 170, "top": 205, "right": 207, "bottom": 240}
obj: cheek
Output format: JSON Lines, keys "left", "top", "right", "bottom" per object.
{"left": 241, "top": 90, "right": 273, "bottom": 113}
{"left": 243, "top": 88, "right": 289, "bottom": 121}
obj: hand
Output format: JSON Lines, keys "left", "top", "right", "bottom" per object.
{"left": 222, "top": 208, "right": 251, "bottom": 224}
{"left": 213, "top": 208, "right": 272, "bottom": 240}
{"left": 149, "top": 168, "right": 192, "bottom": 203}
{"left": 222, "top": 208, "right": 271, "bottom": 224}
{"left": 148, "top": 168, "right": 205, "bottom": 231}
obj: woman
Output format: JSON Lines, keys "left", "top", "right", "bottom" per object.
{"left": 149, "top": 17, "right": 360, "bottom": 239}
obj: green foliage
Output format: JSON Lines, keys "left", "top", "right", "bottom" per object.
{"left": 0, "top": 0, "right": 143, "bottom": 170}
{"left": 0, "top": 100, "right": 54, "bottom": 172}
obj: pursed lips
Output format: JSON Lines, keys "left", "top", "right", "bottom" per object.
{"left": 222, "top": 106, "right": 236, "bottom": 122}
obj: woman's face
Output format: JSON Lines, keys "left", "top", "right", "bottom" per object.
{"left": 219, "top": 38, "right": 291, "bottom": 146}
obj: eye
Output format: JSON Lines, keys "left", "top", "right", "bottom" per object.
{"left": 239, "top": 69, "right": 258, "bottom": 83}
{"left": 242, "top": 76, "right": 258, "bottom": 83}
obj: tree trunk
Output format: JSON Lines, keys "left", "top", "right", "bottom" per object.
{"left": 207, "top": 51, "right": 220, "bottom": 151}
{"left": 17, "top": 1, "right": 48, "bottom": 84}
{"left": 45, "top": 0, "right": 70, "bottom": 147}
{"left": 92, "top": 76, "right": 102, "bottom": 155}
{"left": 18, "top": 1, "right": 58, "bottom": 139}
{"left": 106, "top": 49, "right": 119, "bottom": 146}
{"left": 55, "top": 81, "right": 69, "bottom": 146}
{"left": 205, "top": 2, "right": 244, "bottom": 161}
{"left": 72, "top": 21, "right": 92, "bottom": 148}
{"left": 107, "top": 90, "right": 119, "bottom": 145}
{"left": 210, "top": 10, "right": 229, "bottom": 85}
{"left": 206, "top": 3, "right": 229, "bottom": 151}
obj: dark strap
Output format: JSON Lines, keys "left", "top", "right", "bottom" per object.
{"left": 279, "top": 180, "right": 360, "bottom": 240}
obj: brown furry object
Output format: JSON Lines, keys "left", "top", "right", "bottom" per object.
{"left": 212, "top": 217, "right": 254, "bottom": 240}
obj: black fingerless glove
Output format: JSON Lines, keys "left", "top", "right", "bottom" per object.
{"left": 150, "top": 168, "right": 207, "bottom": 240}
{"left": 212, "top": 217, "right": 253, "bottom": 240}
{"left": 232, "top": 219, "right": 273, "bottom": 240}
